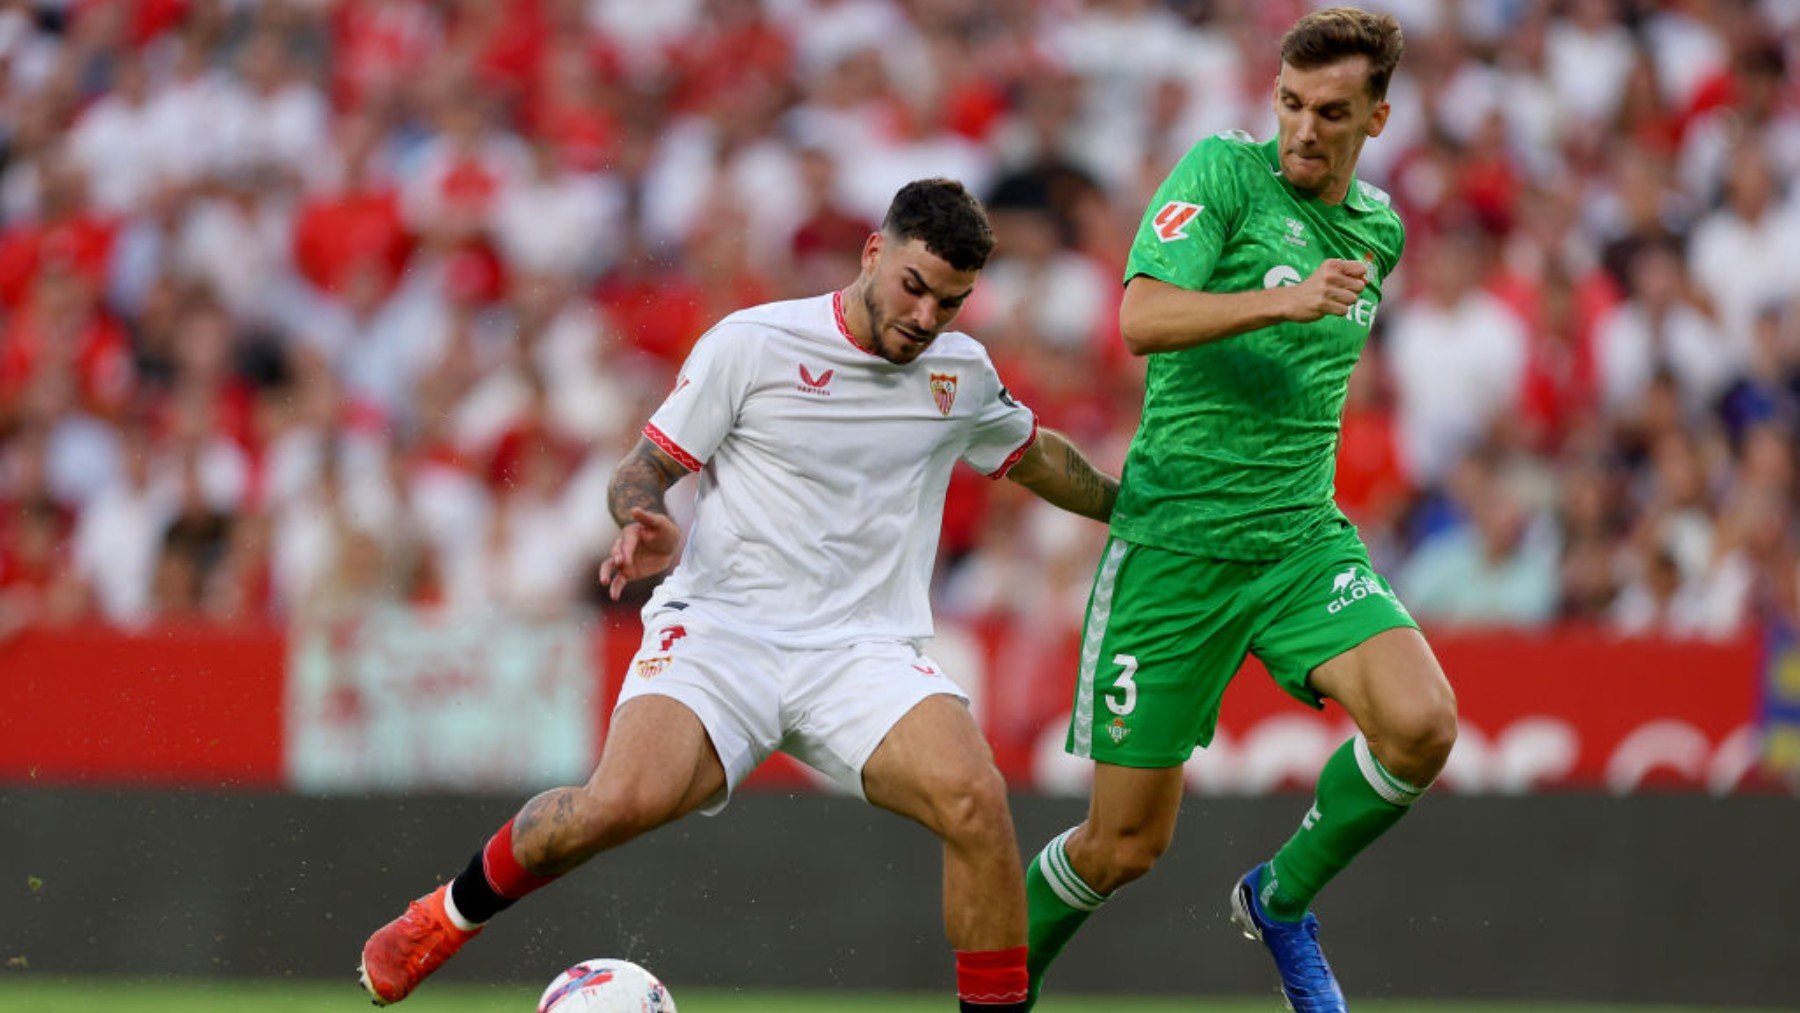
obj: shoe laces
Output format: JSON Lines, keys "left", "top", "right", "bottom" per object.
{"left": 1279, "top": 919, "right": 1334, "bottom": 987}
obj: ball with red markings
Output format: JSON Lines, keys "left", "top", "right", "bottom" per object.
{"left": 536, "top": 959, "right": 677, "bottom": 1013}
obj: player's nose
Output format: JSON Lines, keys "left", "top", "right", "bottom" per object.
{"left": 1298, "top": 111, "right": 1326, "bottom": 144}
{"left": 912, "top": 298, "right": 938, "bottom": 329}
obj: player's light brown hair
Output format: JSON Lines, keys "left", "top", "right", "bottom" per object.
{"left": 1280, "top": 7, "right": 1405, "bottom": 101}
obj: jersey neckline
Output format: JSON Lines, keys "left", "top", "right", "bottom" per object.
{"left": 831, "top": 289, "right": 884, "bottom": 358}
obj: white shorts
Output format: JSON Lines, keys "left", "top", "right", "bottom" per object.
{"left": 614, "top": 609, "right": 969, "bottom": 815}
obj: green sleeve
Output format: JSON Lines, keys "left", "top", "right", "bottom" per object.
{"left": 1124, "top": 134, "right": 1250, "bottom": 291}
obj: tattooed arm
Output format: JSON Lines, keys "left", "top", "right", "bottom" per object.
{"left": 599, "top": 437, "right": 692, "bottom": 599}
{"left": 607, "top": 436, "right": 690, "bottom": 527}
{"left": 1004, "top": 428, "right": 1118, "bottom": 522}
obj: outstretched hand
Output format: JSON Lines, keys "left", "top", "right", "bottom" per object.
{"left": 599, "top": 507, "right": 682, "bottom": 600}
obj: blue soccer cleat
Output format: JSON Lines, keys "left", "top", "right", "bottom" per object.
{"left": 1229, "top": 863, "right": 1348, "bottom": 1012}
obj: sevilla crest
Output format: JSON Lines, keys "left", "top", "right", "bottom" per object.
{"left": 929, "top": 373, "right": 958, "bottom": 416}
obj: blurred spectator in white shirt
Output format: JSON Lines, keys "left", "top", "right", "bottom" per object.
{"left": 71, "top": 427, "right": 172, "bottom": 627}
{"left": 1545, "top": 0, "right": 1637, "bottom": 130}
{"left": 476, "top": 437, "right": 595, "bottom": 615}
{"left": 67, "top": 53, "right": 160, "bottom": 215}
{"left": 965, "top": 195, "right": 1111, "bottom": 356}
{"left": 1687, "top": 147, "right": 1800, "bottom": 357}
{"left": 776, "top": 0, "right": 912, "bottom": 83}
{"left": 492, "top": 139, "right": 623, "bottom": 283}
{"left": 143, "top": 35, "right": 234, "bottom": 191}
{"left": 175, "top": 169, "right": 300, "bottom": 330}
{"left": 211, "top": 31, "right": 329, "bottom": 184}
{"left": 1389, "top": 229, "right": 1530, "bottom": 485}
{"left": 1678, "top": 44, "right": 1800, "bottom": 202}
{"left": 1596, "top": 238, "right": 1734, "bottom": 418}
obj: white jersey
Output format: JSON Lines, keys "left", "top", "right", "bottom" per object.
{"left": 642, "top": 291, "right": 1037, "bottom": 647}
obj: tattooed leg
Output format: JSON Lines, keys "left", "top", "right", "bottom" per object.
{"left": 510, "top": 695, "right": 728, "bottom": 876}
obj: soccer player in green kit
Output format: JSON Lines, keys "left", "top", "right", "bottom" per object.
{"left": 1022, "top": 9, "right": 1455, "bottom": 1012}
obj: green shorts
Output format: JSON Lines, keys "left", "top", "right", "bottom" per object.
{"left": 1066, "top": 522, "right": 1417, "bottom": 767}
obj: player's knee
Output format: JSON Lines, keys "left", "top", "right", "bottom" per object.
{"left": 929, "top": 767, "right": 1013, "bottom": 847}
{"left": 583, "top": 780, "right": 677, "bottom": 847}
{"left": 1383, "top": 699, "right": 1458, "bottom": 784}
{"left": 1417, "top": 704, "right": 1458, "bottom": 774}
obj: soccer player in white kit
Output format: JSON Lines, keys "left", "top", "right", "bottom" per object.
{"left": 360, "top": 179, "right": 1119, "bottom": 1011}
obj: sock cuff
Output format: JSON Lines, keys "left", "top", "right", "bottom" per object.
{"left": 440, "top": 880, "right": 481, "bottom": 932}
{"left": 955, "top": 946, "right": 1028, "bottom": 1005}
{"left": 482, "top": 819, "right": 558, "bottom": 899}
{"left": 1352, "top": 735, "right": 1425, "bottom": 807}
{"left": 1037, "top": 827, "right": 1107, "bottom": 912}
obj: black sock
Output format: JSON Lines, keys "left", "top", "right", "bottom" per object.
{"left": 447, "top": 849, "right": 517, "bottom": 925}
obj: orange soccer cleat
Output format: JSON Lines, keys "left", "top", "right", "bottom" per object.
{"left": 358, "top": 883, "right": 481, "bottom": 1005}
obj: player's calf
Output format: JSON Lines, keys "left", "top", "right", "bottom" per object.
{"left": 1066, "top": 821, "right": 1170, "bottom": 894}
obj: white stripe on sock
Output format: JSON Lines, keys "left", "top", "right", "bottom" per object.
{"left": 1038, "top": 829, "right": 1105, "bottom": 912}
{"left": 1353, "top": 735, "right": 1423, "bottom": 807}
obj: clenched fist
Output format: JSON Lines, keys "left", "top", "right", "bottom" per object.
{"left": 1283, "top": 258, "right": 1368, "bottom": 323}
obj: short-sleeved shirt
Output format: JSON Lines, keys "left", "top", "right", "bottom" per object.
{"left": 1113, "top": 132, "right": 1406, "bottom": 561}
{"left": 643, "top": 292, "right": 1038, "bottom": 647}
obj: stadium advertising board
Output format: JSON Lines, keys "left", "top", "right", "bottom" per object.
{"left": 284, "top": 607, "right": 597, "bottom": 793}
{"left": 0, "top": 616, "right": 1784, "bottom": 794}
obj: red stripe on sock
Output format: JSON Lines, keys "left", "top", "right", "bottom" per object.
{"left": 481, "top": 819, "right": 557, "bottom": 900}
{"left": 955, "top": 947, "right": 1029, "bottom": 1005}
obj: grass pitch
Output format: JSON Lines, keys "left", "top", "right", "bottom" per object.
{"left": 0, "top": 978, "right": 1781, "bottom": 1012}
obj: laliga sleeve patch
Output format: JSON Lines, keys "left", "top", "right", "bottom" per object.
{"left": 1153, "top": 201, "right": 1204, "bottom": 242}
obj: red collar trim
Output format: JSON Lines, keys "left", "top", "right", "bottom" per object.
{"left": 832, "top": 289, "right": 882, "bottom": 358}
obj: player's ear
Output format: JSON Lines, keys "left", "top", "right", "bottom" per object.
{"left": 861, "top": 231, "right": 884, "bottom": 275}
{"left": 1365, "top": 99, "right": 1390, "bottom": 138}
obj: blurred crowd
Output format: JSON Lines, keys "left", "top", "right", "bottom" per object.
{"left": 0, "top": 0, "right": 1796, "bottom": 641}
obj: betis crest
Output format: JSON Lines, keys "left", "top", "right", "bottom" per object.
{"left": 929, "top": 372, "right": 958, "bottom": 416}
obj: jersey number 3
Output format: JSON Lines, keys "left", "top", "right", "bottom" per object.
{"left": 1105, "top": 654, "right": 1139, "bottom": 716}
{"left": 1153, "top": 201, "right": 1203, "bottom": 243}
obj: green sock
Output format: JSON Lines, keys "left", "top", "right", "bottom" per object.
{"left": 1262, "top": 735, "right": 1424, "bottom": 922}
{"left": 1024, "top": 827, "right": 1107, "bottom": 1009}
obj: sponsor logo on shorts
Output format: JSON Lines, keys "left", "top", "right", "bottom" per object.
{"left": 634, "top": 656, "right": 671, "bottom": 679}
{"left": 1107, "top": 716, "right": 1130, "bottom": 745}
{"left": 1325, "top": 565, "right": 1390, "bottom": 615}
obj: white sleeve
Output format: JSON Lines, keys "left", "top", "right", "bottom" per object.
{"left": 960, "top": 353, "right": 1038, "bottom": 479}
{"left": 643, "top": 325, "right": 755, "bottom": 471}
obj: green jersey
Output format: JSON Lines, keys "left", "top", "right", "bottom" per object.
{"left": 1112, "top": 132, "right": 1406, "bottom": 561}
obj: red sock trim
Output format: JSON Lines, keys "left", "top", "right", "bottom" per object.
{"left": 481, "top": 819, "right": 557, "bottom": 899}
{"left": 956, "top": 946, "right": 1029, "bottom": 1005}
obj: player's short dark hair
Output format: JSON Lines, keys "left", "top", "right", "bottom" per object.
{"left": 1280, "top": 7, "right": 1405, "bottom": 101}
{"left": 881, "top": 178, "right": 995, "bottom": 272}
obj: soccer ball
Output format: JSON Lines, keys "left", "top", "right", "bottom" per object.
{"left": 536, "top": 958, "right": 677, "bottom": 1013}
